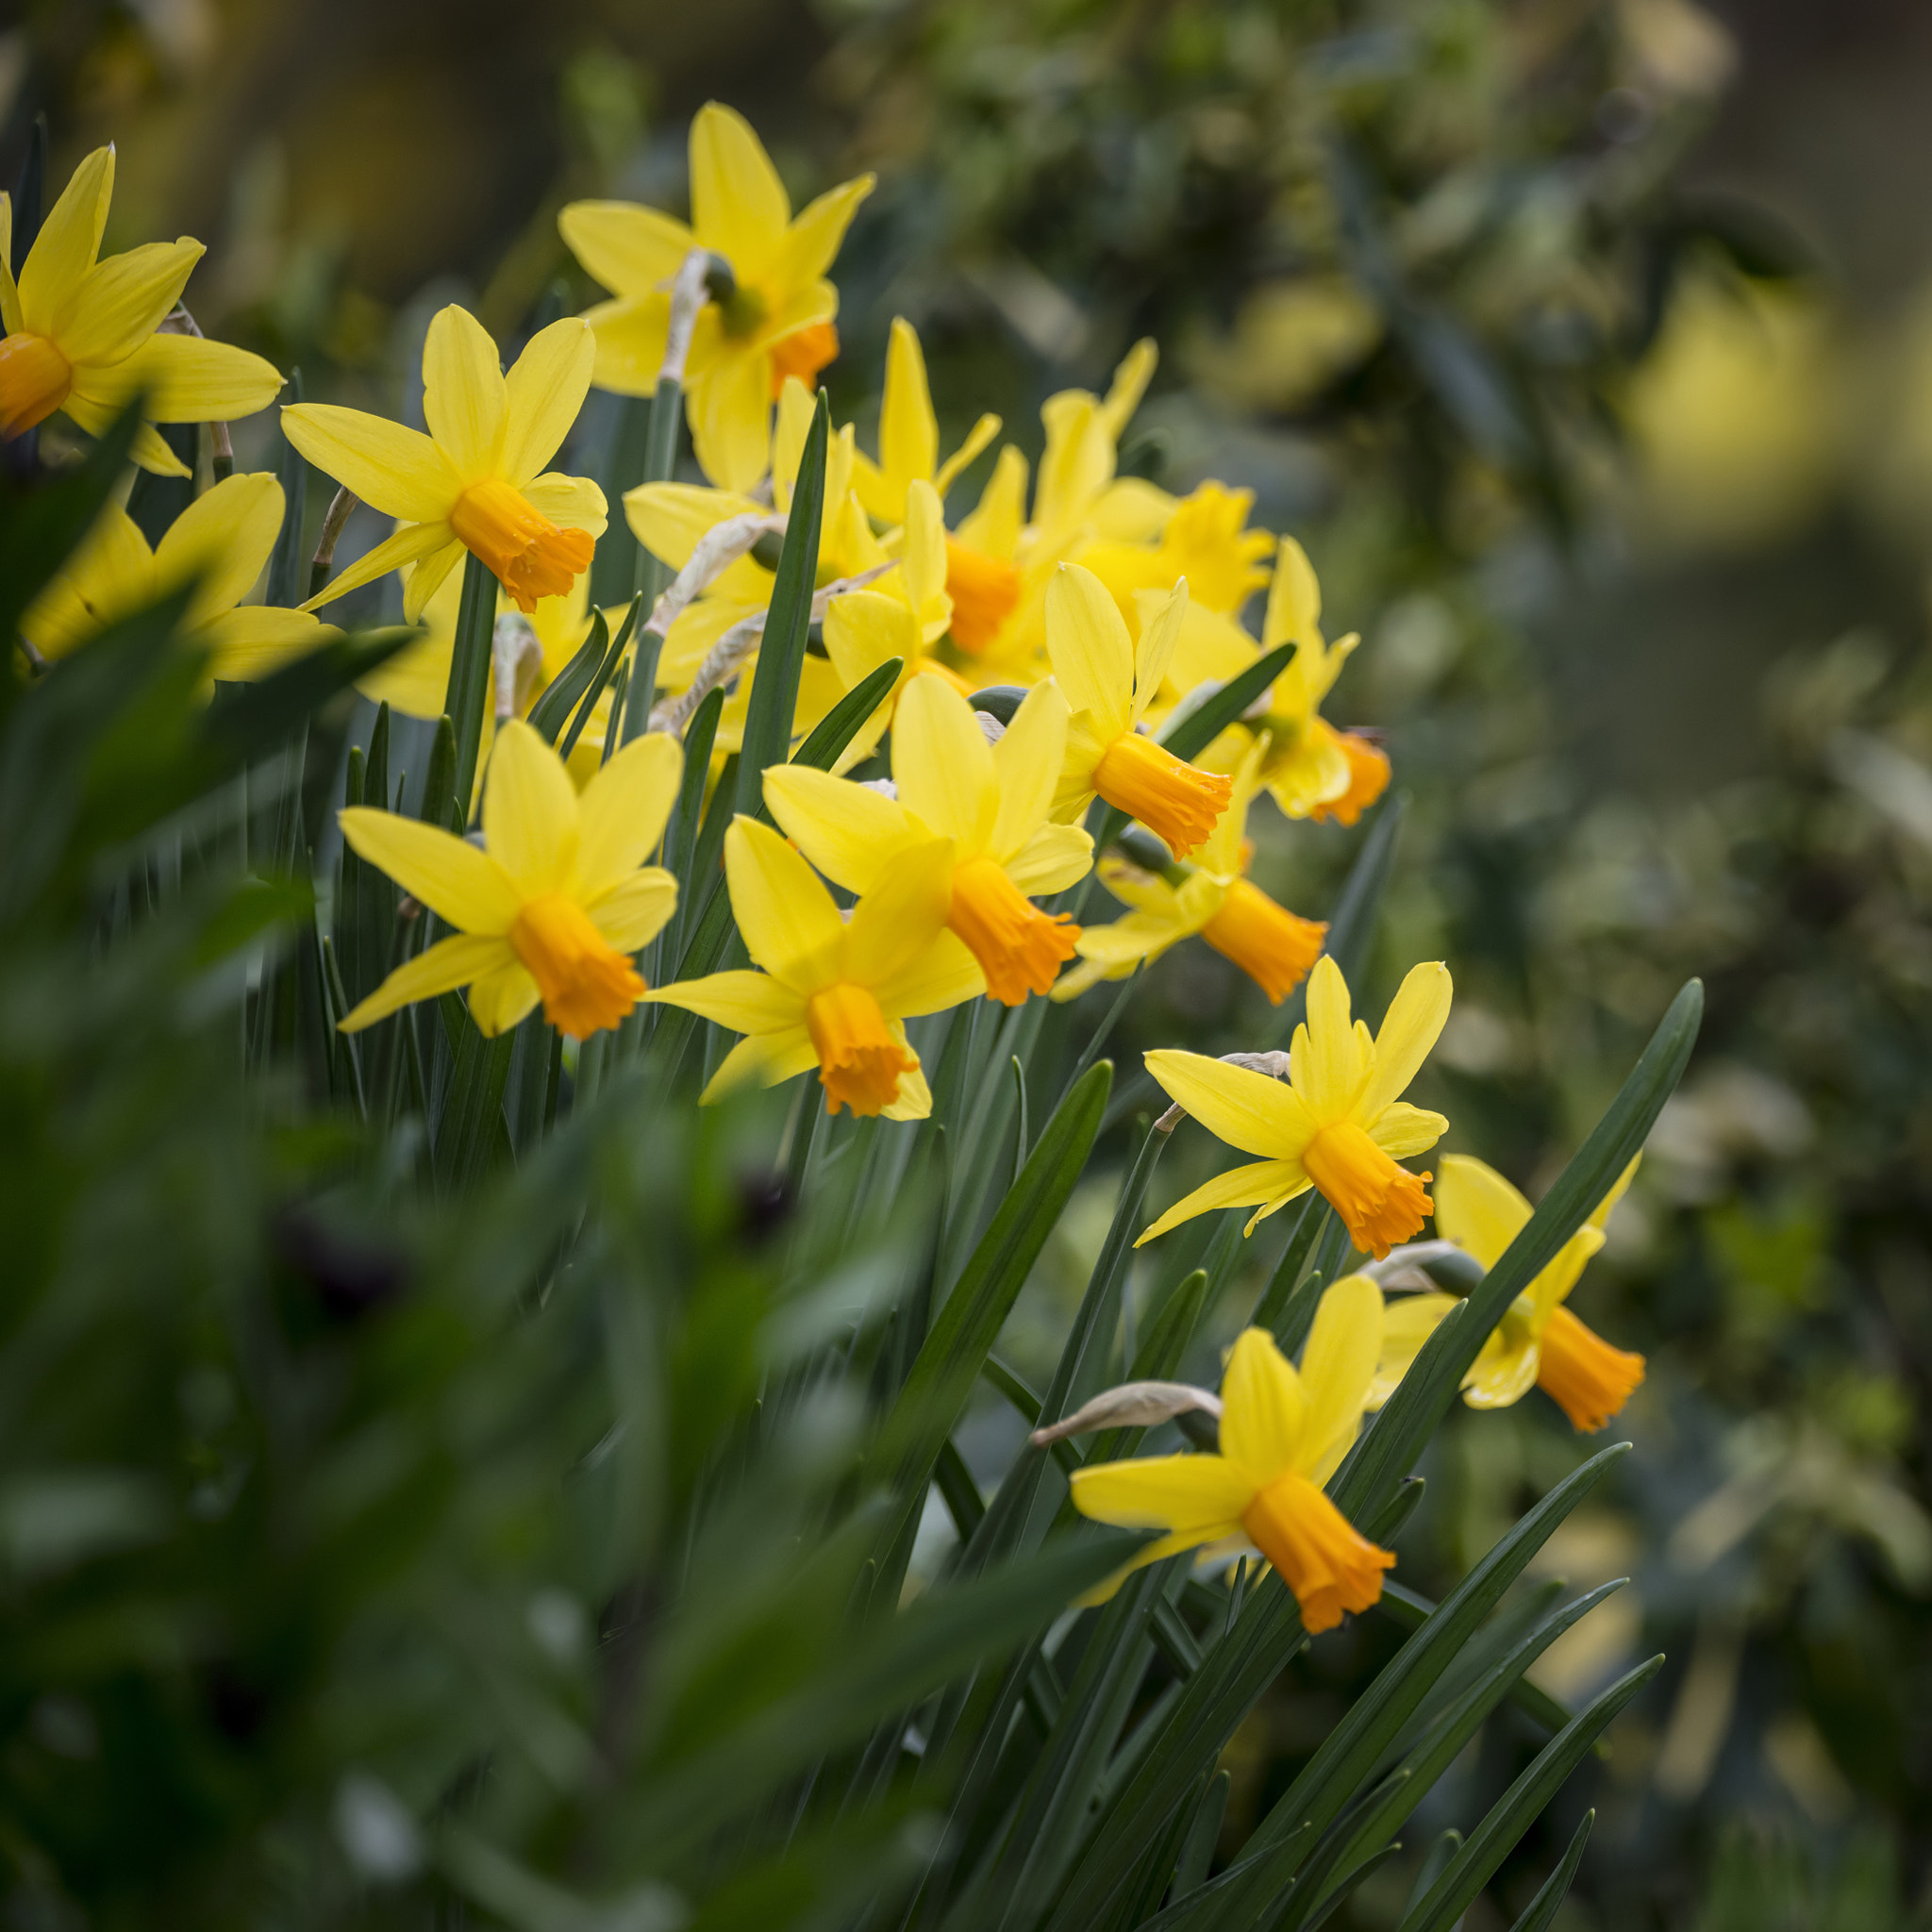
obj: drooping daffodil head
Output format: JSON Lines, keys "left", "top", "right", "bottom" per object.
{"left": 763, "top": 675, "right": 1092, "bottom": 1005}
{"left": 1138, "top": 955, "right": 1452, "bottom": 1258}
{"left": 1069, "top": 1278, "right": 1395, "bottom": 1632}
{"left": 286, "top": 305, "right": 606, "bottom": 623}
{"left": 0, "top": 145, "right": 283, "bottom": 474}
{"left": 644, "top": 817, "right": 986, "bottom": 1119}
{"left": 336, "top": 721, "right": 681, "bottom": 1041}
{"left": 21, "top": 471, "right": 335, "bottom": 681}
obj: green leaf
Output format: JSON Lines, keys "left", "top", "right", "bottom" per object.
{"left": 441, "top": 551, "right": 497, "bottom": 824}
{"left": 735, "top": 391, "right": 826, "bottom": 816}
{"left": 1158, "top": 641, "right": 1294, "bottom": 764}
{"left": 1395, "top": 1658, "right": 1660, "bottom": 1932}
{"left": 560, "top": 597, "right": 640, "bottom": 760}
{"left": 791, "top": 657, "right": 903, "bottom": 772}
{"left": 527, "top": 613, "right": 611, "bottom": 745}
{"left": 433, "top": 997, "right": 515, "bottom": 1191}
{"left": 1503, "top": 1809, "right": 1594, "bottom": 1932}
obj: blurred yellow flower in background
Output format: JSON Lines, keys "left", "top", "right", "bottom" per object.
{"left": 0, "top": 145, "right": 282, "bottom": 475}
{"left": 560, "top": 102, "right": 874, "bottom": 492}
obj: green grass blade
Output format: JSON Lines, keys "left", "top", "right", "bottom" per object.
{"left": 791, "top": 657, "right": 903, "bottom": 772}
{"left": 1503, "top": 1809, "right": 1593, "bottom": 1932}
{"left": 526, "top": 612, "right": 610, "bottom": 745}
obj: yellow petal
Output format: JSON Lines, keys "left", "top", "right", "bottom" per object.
{"left": 575, "top": 730, "right": 683, "bottom": 894}
{"left": 303, "top": 520, "right": 456, "bottom": 613}
{"left": 933, "top": 412, "right": 1003, "bottom": 503}
{"left": 1136, "top": 1158, "right": 1307, "bottom": 1247}
{"left": 956, "top": 444, "right": 1027, "bottom": 562}
{"left": 338, "top": 807, "right": 521, "bottom": 933}
{"left": 879, "top": 317, "right": 937, "bottom": 506}
{"left": 892, "top": 675, "right": 996, "bottom": 851}
{"left": 1291, "top": 956, "right": 1367, "bottom": 1118}
{"left": 1073, "top": 908, "right": 1182, "bottom": 969}
{"left": 467, "top": 960, "right": 542, "bottom": 1038}
{"left": 76, "top": 330, "right": 285, "bottom": 422}
{"left": 773, "top": 174, "right": 874, "bottom": 290}
{"left": 1589, "top": 1155, "right": 1641, "bottom": 1234}
{"left": 624, "top": 480, "right": 766, "bottom": 571}
{"left": 338, "top": 932, "right": 510, "bottom": 1032}
{"left": 687, "top": 350, "right": 774, "bottom": 494}
{"left": 1462, "top": 1326, "right": 1543, "bottom": 1410}
{"left": 1295, "top": 1274, "right": 1383, "bottom": 1484}
{"left": 520, "top": 472, "right": 608, "bottom": 536}
{"left": 584, "top": 291, "right": 672, "bottom": 397}
{"left": 481, "top": 719, "right": 578, "bottom": 898}
{"left": 696, "top": 1026, "right": 820, "bottom": 1102}
{"left": 1100, "top": 338, "right": 1158, "bottom": 436}
{"left": 690, "top": 101, "right": 791, "bottom": 274}
{"left": 423, "top": 305, "right": 508, "bottom": 479}
{"left": 871, "top": 929, "right": 986, "bottom": 1021}
{"left": 281, "top": 404, "right": 460, "bottom": 524}
{"left": 842, "top": 837, "right": 957, "bottom": 989}
{"left": 58, "top": 239, "right": 202, "bottom": 365}
{"left": 1131, "top": 580, "right": 1190, "bottom": 724}
{"left": 1264, "top": 534, "right": 1323, "bottom": 650}
{"left": 986, "top": 678, "right": 1070, "bottom": 861}
{"left": 0, "top": 193, "right": 21, "bottom": 336}
{"left": 1069, "top": 1452, "right": 1257, "bottom": 1533}
{"left": 156, "top": 470, "right": 283, "bottom": 620}
{"left": 1003, "top": 821, "right": 1093, "bottom": 895}
{"left": 18, "top": 146, "right": 112, "bottom": 334}
{"left": 880, "top": 1042, "right": 934, "bottom": 1123}
{"left": 642, "top": 967, "right": 803, "bottom": 1036}
{"left": 201, "top": 605, "right": 333, "bottom": 681}
{"left": 1357, "top": 962, "right": 1453, "bottom": 1122}
{"left": 502, "top": 317, "right": 595, "bottom": 487}
{"left": 1529, "top": 1225, "right": 1607, "bottom": 1327}
{"left": 1368, "top": 1292, "right": 1459, "bottom": 1408}
{"left": 402, "top": 540, "right": 464, "bottom": 624}
{"left": 724, "top": 816, "right": 846, "bottom": 990}
{"left": 823, "top": 588, "right": 917, "bottom": 694}
{"left": 1045, "top": 562, "right": 1133, "bottom": 740}
{"left": 1431, "top": 1155, "right": 1528, "bottom": 1271}
{"left": 1143, "top": 1049, "right": 1312, "bottom": 1158}
{"left": 761, "top": 763, "right": 911, "bottom": 894}
{"left": 588, "top": 868, "right": 679, "bottom": 952}
{"left": 1219, "top": 1329, "right": 1306, "bottom": 1482}
{"left": 558, "top": 199, "right": 695, "bottom": 298}
{"left": 1367, "top": 1103, "right": 1449, "bottom": 1161}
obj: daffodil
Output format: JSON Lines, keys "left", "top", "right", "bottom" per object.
{"left": 1370, "top": 1156, "right": 1645, "bottom": 1432}
{"left": 22, "top": 471, "right": 334, "bottom": 677}
{"left": 336, "top": 721, "right": 679, "bottom": 1041}
{"left": 853, "top": 317, "right": 1002, "bottom": 527}
{"left": 1069, "top": 1282, "right": 1395, "bottom": 1632}
{"left": 644, "top": 817, "right": 984, "bottom": 1118}
{"left": 286, "top": 306, "right": 606, "bottom": 622}
{"left": 1140, "top": 956, "right": 1451, "bottom": 1259}
{"left": 1052, "top": 737, "right": 1325, "bottom": 1004}
{"left": 0, "top": 146, "right": 282, "bottom": 475}
{"left": 1078, "top": 481, "right": 1275, "bottom": 627}
{"left": 1046, "top": 562, "right": 1232, "bottom": 858}
{"left": 559, "top": 102, "right": 874, "bottom": 492}
{"left": 1163, "top": 536, "right": 1390, "bottom": 824}
{"left": 763, "top": 676, "right": 1091, "bottom": 1005}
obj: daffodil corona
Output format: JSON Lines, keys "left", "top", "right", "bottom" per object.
{"left": 286, "top": 306, "right": 605, "bottom": 622}
{"left": 645, "top": 818, "right": 985, "bottom": 1118}
{"left": 1140, "top": 956, "right": 1451, "bottom": 1258}
{"left": 1070, "top": 1280, "right": 1394, "bottom": 1632}
{"left": 1371, "top": 1155, "right": 1645, "bottom": 1432}
{"left": 764, "top": 677, "right": 1092, "bottom": 1004}
{"left": 0, "top": 147, "right": 282, "bottom": 474}
{"left": 337, "top": 723, "right": 679, "bottom": 1040}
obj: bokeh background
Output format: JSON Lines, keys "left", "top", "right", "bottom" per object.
{"left": 11, "top": 0, "right": 1932, "bottom": 1922}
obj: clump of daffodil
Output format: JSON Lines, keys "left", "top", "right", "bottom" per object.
{"left": 559, "top": 102, "right": 874, "bottom": 493}
{"left": 1370, "top": 1156, "right": 1645, "bottom": 1432}
{"left": 1069, "top": 1279, "right": 1395, "bottom": 1632}
{"left": 287, "top": 305, "right": 606, "bottom": 622}
{"left": 763, "top": 677, "right": 1091, "bottom": 1005}
{"left": 22, "top": 471, "right": 334, "bottom": 678}
{"left": 0, "top": 146, "right": 282, "bottom": 474}
{"left": 1164, "top": 536, "right": 1391, "bottom": 824}
{"left": 645, "top": 818, "right": 984, "bottom": 1119}
{"left": 336, "top": 721, "right": 680, "bottom": 1041}
{"left": 1046, "top": 562, "right": 1231, "bottom": 858}
{"left": 1053, "top": 736, "right": 1325, "bottom": 1005}
{"left": 1140, "top": 955, "right": 1451, "bottom": 1259}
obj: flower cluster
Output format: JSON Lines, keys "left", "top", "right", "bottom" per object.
{"left": 7, "top": 110, "right": 1649, "bottom": 1647}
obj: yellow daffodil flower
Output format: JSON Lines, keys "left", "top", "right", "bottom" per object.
{"left": 0, "top": 147, "right": 282, "bottom": 475}
{"left": 22, "top": 471, "right": 333, "bottom": 678}
{"left": 336, "top": 721, "right": 679, "bottom": 1040}
{"left": 852, "top": 317, "right": 1001, "bottom": 528}
{"left": 1053, "top": 737, "right": 1324, "bottom": 1004}
{"left": 1140, "top": 955, "right": 1452, "bottom": 1258}
{"left": 645, "top": 817, "right": 984, "bottom": 1118}
{"left": 1164, "top": 537, "right": 1390, "bottom": 824}
{"left": 1069, "top": 1283, "right": 1395, "bottom": 1632}
{"left": 559, "top": 102, "right": 874, "bottom": 492}
{"left": 287, "top": 305, "right": 606, "bottom": 622}
{"left": 1370, "top": 1156, "right": 1645, "bottom": 1432}
{"left": 763, "top": 676, "right": 1091, "bottom": 1005}
{"left": 1046, "top": 562, "right": 1231, "bottom": 858}
{"left": 1079, "top": 482, "right": 1275, "bottom": 628}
